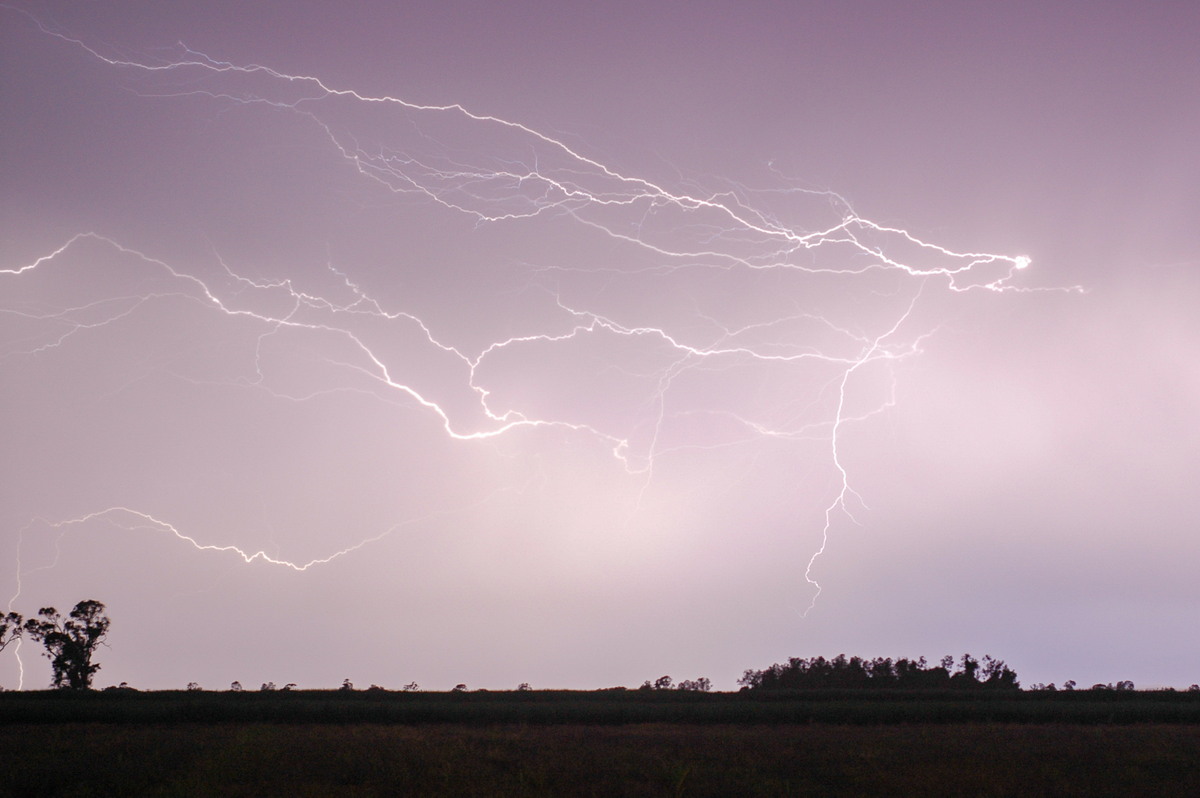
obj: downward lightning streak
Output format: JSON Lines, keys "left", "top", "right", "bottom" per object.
{"left": 1, "top": 8, "right": 1065, "bottom": 674}
{"left": 804, "top": 290, "right": 925, "bottom": 616}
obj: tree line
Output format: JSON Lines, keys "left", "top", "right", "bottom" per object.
{"left": 8, "top": 600, "right": 1200, "bottom": 693}
{"left": 738, "top": 653, "right": 1020, "bottom": 691}
{"left": 0, "top": 606, "right": 1020, "bottom": 694}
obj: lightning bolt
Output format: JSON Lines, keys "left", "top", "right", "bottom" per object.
{"left": 1, "top": 8, "right": 1078, "bottom": 689}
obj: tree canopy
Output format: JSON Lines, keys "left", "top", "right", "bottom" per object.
{"left": 738, "top": 653, "right": 1019, "bottom": 691}
{"left": 0, "top": 612, "right": 23, "bottom": 653}
{"left": 23, "top": 599, "right": 111, "bottom": 690}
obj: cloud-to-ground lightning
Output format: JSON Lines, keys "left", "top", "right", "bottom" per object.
{"left": 1, "top": 8, "right": 1060, "bottom": 687}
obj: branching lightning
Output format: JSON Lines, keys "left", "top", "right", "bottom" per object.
{"left": 1, "top": 8, "right": 1070, "bottom": 687}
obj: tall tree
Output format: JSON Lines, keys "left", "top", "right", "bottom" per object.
{"left": 23, "top": 600, "right": 111, "bottom": 690}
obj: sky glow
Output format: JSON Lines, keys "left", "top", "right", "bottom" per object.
{"left": 2, "top": 1, "right": 1199, "bottom": 691}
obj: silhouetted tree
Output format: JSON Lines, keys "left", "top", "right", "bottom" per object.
{"left": 979, "top": 656, "right": 1019, "bottom": 689}
{"left": 951, "top": 653, "right": 980, "bottom": 686}
{"left": 1, "top": 612, "right": 22, "bottom": 653}
{"left": 22, "top": 600, "right": 110, "bottom": 690}
{"left": 677, "top": 677, "right": 712, "bottom": 692}
{"left": 640, "top": 675, "right": 675, "bottom": 690}
{"left": 1091, "top": 680, "right": 1136, "bottom": 691}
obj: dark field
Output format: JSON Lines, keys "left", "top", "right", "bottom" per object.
{"left": 3, "top": 691, "right": 1199, "bottom": 796}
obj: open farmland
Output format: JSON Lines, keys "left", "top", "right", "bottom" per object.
{"left": 2, "top": 690, "right": 1199, "bottom": 796}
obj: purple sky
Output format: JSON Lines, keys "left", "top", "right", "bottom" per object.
{"left": 3, "top": 0, "right": 1198, "bottom": 691}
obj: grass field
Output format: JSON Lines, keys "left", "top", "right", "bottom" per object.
{"left": 4, "top": 687, "right": 1200, "bottom": 725}
{"left": 2, "top": 722, "right": 1199, "bottom": 797}
{"left": 2, "top": 690, "right": 1199, "bottom": 796}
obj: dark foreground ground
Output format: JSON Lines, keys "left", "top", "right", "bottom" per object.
{"left": 2, "top": 690, "right": 1199, "bottom": 796}
{"left": 2, "top": 722, "right": 1199, "bottom": 797}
